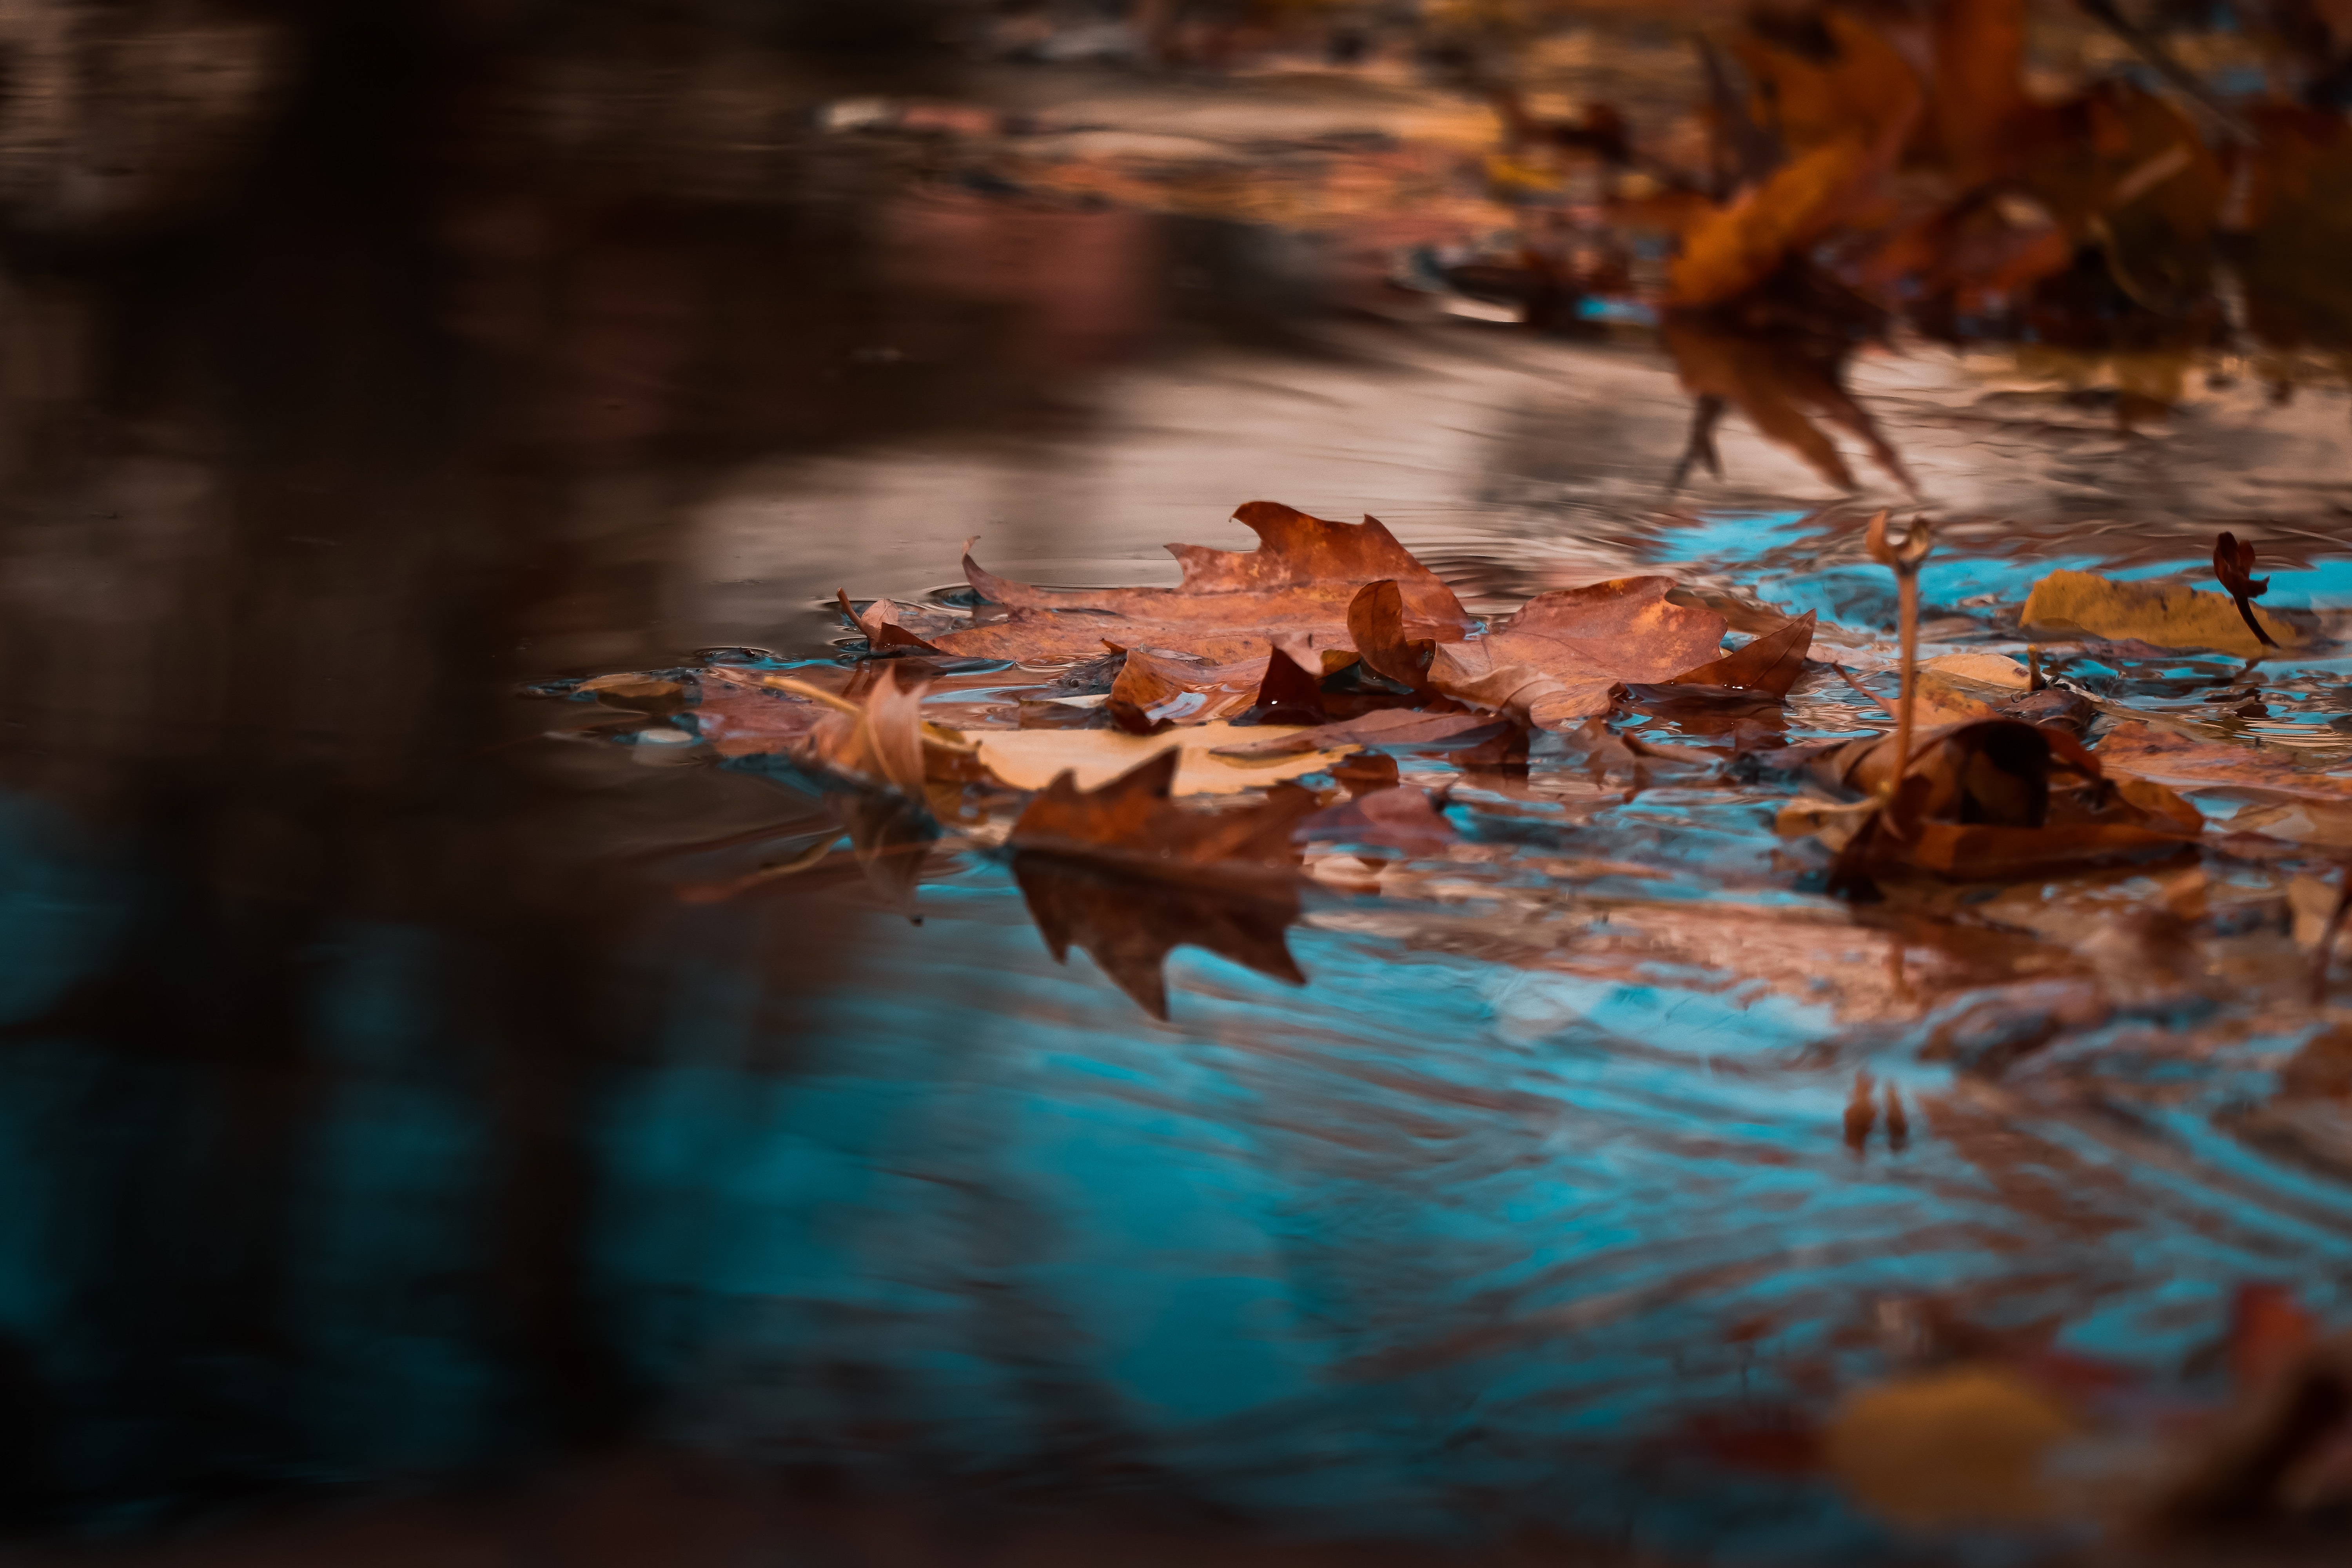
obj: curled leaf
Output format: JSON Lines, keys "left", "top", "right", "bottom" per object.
{"left": 1662, "top": 610, "right": 1817, "bottom": 697}
{"left": 835, "top": 589, "right": 942, "bottom": 653}
{"left": 1105, "top": 647, "right": 1266, "bottom": 731}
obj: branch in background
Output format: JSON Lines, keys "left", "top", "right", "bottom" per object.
{"left": 2074, "top": 0, "right": 2259, "bottom": 142}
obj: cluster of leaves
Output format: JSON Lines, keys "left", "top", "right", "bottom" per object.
{"left": 1494, "top": 0, "right": 2352, "bottom": 486}
{"left": 553, "top": 498, "right": 2352, "bottom": 1024}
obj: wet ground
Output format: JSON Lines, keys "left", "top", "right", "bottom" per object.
{"left": 5, "top": 7, "right": 2352, "bottom": 1566}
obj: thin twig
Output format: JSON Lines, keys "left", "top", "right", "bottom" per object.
{"left": 1864, "top": 511, "right": 1935, "bottom": 797}
{"left": 2071, "top": 0, "right": 2257, "bottom": 143}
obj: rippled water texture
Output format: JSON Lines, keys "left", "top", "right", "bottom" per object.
{"left": 5, "top": 7, "right": 2352, "bottom": 1566}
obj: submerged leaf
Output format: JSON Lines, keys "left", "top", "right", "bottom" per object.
{"left": 2096, "top": 719, "right": 2352, "bottom": 805}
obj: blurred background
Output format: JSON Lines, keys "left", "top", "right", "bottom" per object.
{"left": 2, "top": 3, "right": 2350, "bottom": 1564}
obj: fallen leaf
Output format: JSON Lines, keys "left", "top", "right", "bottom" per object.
{"left": 973, "top": 720, "right": 1355, "bottom": 793}
{"left": 1251, "top": 641, "right": 1330, "bottom": 724}
{"left": 1377, "top": 577, "right": 1727, "bottom": 730}
{"left": 578, "top": 674, "right": 688, "bottom": 716}
{"left": 2096, "top": 719, "right": 2352, "bottom": 802}
{"left": 1786, "top": 717, "right": 2201, "bottom": 886}
{"left": 2151, "top": 1331, "right": 2352, "bottom": 1529}
{"left": 1660, "top": 611, "right": 1817, "bottom": 697}
{"left": 2020, "top": 568, "right": 2302, "bottom": 655}
{"left": 1105, "top": 647, "right": 1266, "bottom": 731}
{"left": 835, "top": 589, "right": 943, "bottom": 652}
{"left": 1823, "top": 1365, "right": 2085, "bottom": 1527}
{"left": 1006, "top": 748, "right": 1317, "bottom": 1018}
{"left": 801, "top": 664, "right": 933, "bottom": 797}
{"left": 929, "top": 501, "right": 1471, "bottom": 665}
{"left": 2228, "top": 1285, "right": 2322, "bottom": 1393}
{"left": 1209, "top": 707, "right": 1503, "bottom": 757}
{"left": 1922, "top": 652, "right": 2031, "bottom": 689}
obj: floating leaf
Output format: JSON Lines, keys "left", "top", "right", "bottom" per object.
{"left": 1105, "top": 647, "right": 1266, "bottom": 731}
{"left": 929, "top": 501, "right": 1470, "bottom": 664}
{"left": 1391, "top": 577, "right": 1728, "bottom": 730}
{"left": 1006, "top": 749, "right": 1317, "bottom": 1018}
{"left": 1783, "top": 717, "right": 2200, "bottom": 887}
{"left": 1211, "top": 707, "right": 1504, "bottom": 758}
{"left": 835, "top": 589, "right": 943, "bottom": 653}
{"left": 1659, "top": 610, "right": 1817, "bottom": 697}
{"left": 973, "top": 720, "right": 1354, "bottom": 794}
{"left": 2020, "top": 568, "right": 2301, "bottom": 656}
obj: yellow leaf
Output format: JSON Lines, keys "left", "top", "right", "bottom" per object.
{"left": 2020, "top": 569, "right": 2300, "bottom": 656}
{"left": 1824, "top": 1366, "right": 2084, "bottom": 1528}
{"left": 973, "top": 721, "right": 1354, "bottom": 794}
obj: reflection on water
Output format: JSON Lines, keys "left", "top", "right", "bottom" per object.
{"left": 4, "top": 4, "right": 2352, "bottom": 1564}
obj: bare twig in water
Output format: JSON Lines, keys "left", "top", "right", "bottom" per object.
{"left": 1883, "top": 1082, "right": 1909, "bottom": 1151}
{"left": 1864, "top": 510, "right": 1935, "bottom": 804}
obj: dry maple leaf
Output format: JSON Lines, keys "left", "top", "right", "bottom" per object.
{"left": 1648, "top": 610, "right": 1817, "bottom": 698}
{"left": 1349, "top": 576, "right": 1728, "bottom": 730}
{"left": 927, "top": 501, "right": 1471, "bottom": 665}
{"left": 1005, "top": 748, "right": 1319, "bottom": 1018}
